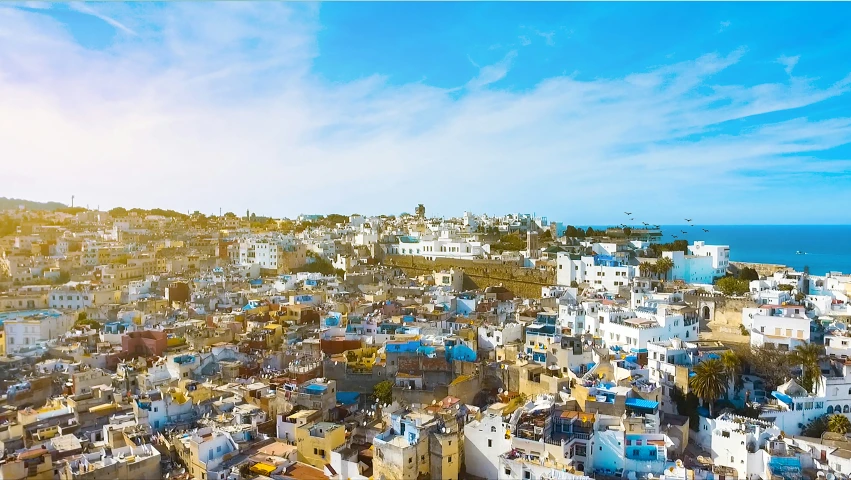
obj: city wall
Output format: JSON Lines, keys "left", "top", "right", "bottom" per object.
{"left": 383, "top": 255, "right": 555, "bottom": 298}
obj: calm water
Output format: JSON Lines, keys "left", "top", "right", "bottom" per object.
{"left": 657, "top": 225, "right": 851, "bottom": 276}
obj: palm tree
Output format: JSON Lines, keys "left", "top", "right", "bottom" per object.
{"left": 689, "top": 358, "right": 728, "bottom": 417}
{"left": 792, "top": 343, "right": 825, "bottom": 394}
{"left": 639, "top": 262, "right": 653, "bottom": 278}
{"left": 829, "top": 414, "right": 851, "bottom": 434}
{"left": 720, "top": 351, "right": 742, "bottom": 399}
{"left": 656, "top": 257, "right": 675, "bottom": 281}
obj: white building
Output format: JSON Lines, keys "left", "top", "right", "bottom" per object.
{"left": 464, "top": 406, "right": 512, "bottom": 480}
{"left": 600, "top": 304, "right": 700, "bottom": 353}
{"left": 688, "top": 241, "right": 730, "bottom": 277}
{"left": 556, "top": 254, "right": 634, "bottom": 292}
{"left": 3, "top": 309, "right": 74, "bottom": 355}
{"left": 742, "top": 304, "right": 810, "bottom": 351}
{"left": 388, "top": 232, "right": 489, "bottom": 260}
{"left": 49, "top": 285, "right": 120, "bottom": 310}
{"left": 695, "top": 412, "right": 780, "bottom": 480}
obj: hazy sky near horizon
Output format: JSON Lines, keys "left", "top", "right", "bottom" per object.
{"left": 2, "top": 2, "right": 850, "bottom": 224}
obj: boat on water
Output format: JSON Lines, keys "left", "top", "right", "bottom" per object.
{"left": 796, "top": 250, "right": 806, "bottom": 255}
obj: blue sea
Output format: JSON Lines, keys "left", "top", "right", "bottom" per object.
{"left": 656, "top": 225, "right": 851, "bottom": 276}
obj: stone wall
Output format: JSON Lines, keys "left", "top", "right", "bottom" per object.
{"left": 731, "top": 261, "right": 791, "bottom": 277}
{"left": 383, "top": 255, "right": 555, "bottom": 298}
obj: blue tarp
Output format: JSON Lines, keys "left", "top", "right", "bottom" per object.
{"left": 772, "top": 391, "right": 794, "bottom": 405}
{"left": 625, "top": 397, "right": 659, "bottom": 410}
{"left": 336, "top": 392, "right": 360, "bottom": 405}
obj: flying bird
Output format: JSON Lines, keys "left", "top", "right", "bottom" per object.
{"left": 630, "top": 218, "right": 635, "bottom": 221}
{"left": 672, "top": 235, "right": 678, "bottom": 238}
{"left": 681, "top": 230, "right": 688, "bottom": 234}
{"left": 702, "top": 228, "right": 710, "bottom": 232}
{"left": 625, "top": 212, "right": 632, "bottom": 215}
{"left": 685, "top": 218, "right": 692, "bottom": 222}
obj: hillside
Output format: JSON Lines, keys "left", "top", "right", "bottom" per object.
{"left": 0, "top": 197, "right": 68, "bottom": 211}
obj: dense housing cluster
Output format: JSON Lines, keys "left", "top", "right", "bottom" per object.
{"left": 0, "top": 205, "right": 849, "bottom": 480}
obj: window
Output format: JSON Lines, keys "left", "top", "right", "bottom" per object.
{"left": 491, "top": 426, "right": 497, "bottom": 432}
{"left": 488, "top": 439, "right": 493, "bottom": 447}
{"left": 448, "top": 456, "right": 452, "bottom": 463}
{"left": 409, "top": 457, "right": 413, "bottom": 464}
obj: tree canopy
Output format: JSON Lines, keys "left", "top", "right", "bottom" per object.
{"left": 491, "top": 233, "right": 526, "bottom": 252}
{"left": 373, "top": 380, "right": 393, "bottom": 405}
{"left": 689, "top": 358, "right": 728, "bottom": 417}
{"left": 716, "top": 276, "right": 749, "bottom": 296}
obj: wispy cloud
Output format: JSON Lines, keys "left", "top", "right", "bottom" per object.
{"left": 518, "top": 35, "right": 531, "bottom": 46}
{"left": 466, "top": 50, "right": 517, "bottom": 90}
{"left": 0, "top": 5, "right": 849, "bottom": 223}
{"left": 777, "top": 54, "right": 800, "bottom": 75}
{"left": 534, "top": 29, "right": 556, "bottom": 46}
{"left": 68, "top": 2, "right": 137, "bottom": 36}
{"left": 719, "top": 20, "right": 731, "bottom": 33}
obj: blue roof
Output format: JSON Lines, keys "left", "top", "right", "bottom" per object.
{"left": 625, "top": 397, "right": 659, "bottom": 410}
{"left": 446, "top": 344, "right": 476, "bottom": 362}
{"left": 304, "top": 384, "right": 328, "bottom": 394}
{"left": 336, "top": 391, "right": 360, "bottom": 405}
{"left": 0, "top": 309, "right": 63, "bottom": 326}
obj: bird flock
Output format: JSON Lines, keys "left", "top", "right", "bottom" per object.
{"left": 620, "top": 212, "right": 709, "bottom": 241}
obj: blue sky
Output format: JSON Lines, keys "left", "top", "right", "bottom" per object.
{"left": 1, "top": 2, "right": 850, "bottom": 224}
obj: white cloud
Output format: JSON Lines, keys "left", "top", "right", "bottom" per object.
{"left": 518, "top": 35, "right": 531, "bottom": 46}
{"left": 719, "top": 20, "right": 731, "bottom": 32}
{"left": 534, "top": 29, "right": 556, "bottom": 46}
{"left": 466, "top": 50, "right": 517, "bottom": 90}
{"left": 0, "top": 5, "right": 849, "bottom": 223}
{"left": 777, "top": 54, "right": 800, "bottom": 75}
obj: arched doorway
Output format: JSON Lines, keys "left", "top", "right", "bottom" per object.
{"left": 703, "top": 306, "right": 711, "bottom": 320}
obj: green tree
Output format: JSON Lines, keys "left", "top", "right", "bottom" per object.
{"left": 803, "top": 415, "right": 830, "bottom": 437}
{"left": 689, "top": 358, "right": 728, "bottom": 417}
{"left": 778, "top": 284, "right": 794, "bottom": 292}
{"left": 415, "top": 204, "right": 425, "bottom": 218}
{"left": 792, "top": 343, "right": 825, "bottom": 394}
{"left": 623, "top": 227, "right": 632, "bottom": 238}
{"left": 109, "top": 207, "right": 128, "bottom": 218}
{"left": 716, "top": 277, "right": 749, "bottom": 296}
{"left": 373, "top": 380, "right": 393, "bottom": 405}
{"left": 656, "top": 257, "right": 675, "bottom": 281}
{"left": 829, "top": 414, "right": 851, "bottom": 434}
{"left": 721, "top": 351, "right": 742, "bottom": 398}
{"left": 639, "top": 262, "right": 654, "bottom": 278}
{"left": 570, "top": 280, "right": 579, "bottom": 288}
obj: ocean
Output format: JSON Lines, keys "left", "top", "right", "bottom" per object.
{"left": 655, "top": 225, "right": 851, "bottom": 276}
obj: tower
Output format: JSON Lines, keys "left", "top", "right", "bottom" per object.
{"left": 527, "top": 231, "right": 539, "bottom": 259}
